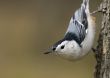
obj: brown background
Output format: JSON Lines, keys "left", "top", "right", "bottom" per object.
{"left": 0, "top": 0, "right": 101, "bottom": 78}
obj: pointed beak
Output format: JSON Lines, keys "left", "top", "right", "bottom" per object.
{"left": 44, "top": 49, "right": 53, "bottom": 54}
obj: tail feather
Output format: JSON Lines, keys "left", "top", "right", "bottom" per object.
{"left": 73, "top": 0, "right": 89, "bottom": 31}
{"left": 82, "top": 0, "right": 89, "bottom": 13}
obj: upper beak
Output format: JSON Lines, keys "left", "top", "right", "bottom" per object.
{"left": 44, "top": 49, "right": 53, "bottom": 54}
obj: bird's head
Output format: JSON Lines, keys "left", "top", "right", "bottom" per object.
{"left": 44, "top": 39, "right": 68, "bottom": 54}
{"left": 44, "top": 39, "right": 81, "bottom": 60}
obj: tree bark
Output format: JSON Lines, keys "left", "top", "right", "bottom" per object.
{"left": 94, "top": 0, "right": 110, "bottom": 78}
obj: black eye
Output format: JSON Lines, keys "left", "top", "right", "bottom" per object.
{"left": 52, "top": 47, "right": 56, "bottom": 51}
{"left": 61, "top": 45, "right": 65, "bottom": 49}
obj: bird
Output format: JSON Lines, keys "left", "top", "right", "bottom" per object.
{"left": 44, "top": 0, "right": 96, "bottom": 60}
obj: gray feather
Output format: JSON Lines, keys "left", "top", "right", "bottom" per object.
{"left": 65, "top": 0, "right": 89, "bottom": 44}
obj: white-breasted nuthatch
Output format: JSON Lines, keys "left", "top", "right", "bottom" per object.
{"left": 44, "top": 0, "right": 96, "bottom": 60}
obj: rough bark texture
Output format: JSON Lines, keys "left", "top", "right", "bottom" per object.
{"left": 94, "top": 0, "right": 110, "bottom": 78}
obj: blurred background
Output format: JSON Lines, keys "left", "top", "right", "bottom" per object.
{"left": 0, "top": 0, "right": 101, "bottom": 78}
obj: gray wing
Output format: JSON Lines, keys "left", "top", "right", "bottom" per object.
{"left": 65, "top": 0, "right": 89, "bottom": 44}
{"left": 65, "top": 17, "right": 87, "bottom": 44}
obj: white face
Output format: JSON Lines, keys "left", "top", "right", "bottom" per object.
{"left": 54, "top": 40, "right": 81, "bottom": 60}
{"left": 55, "top": 40, "right": 68, "bottom": 53}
